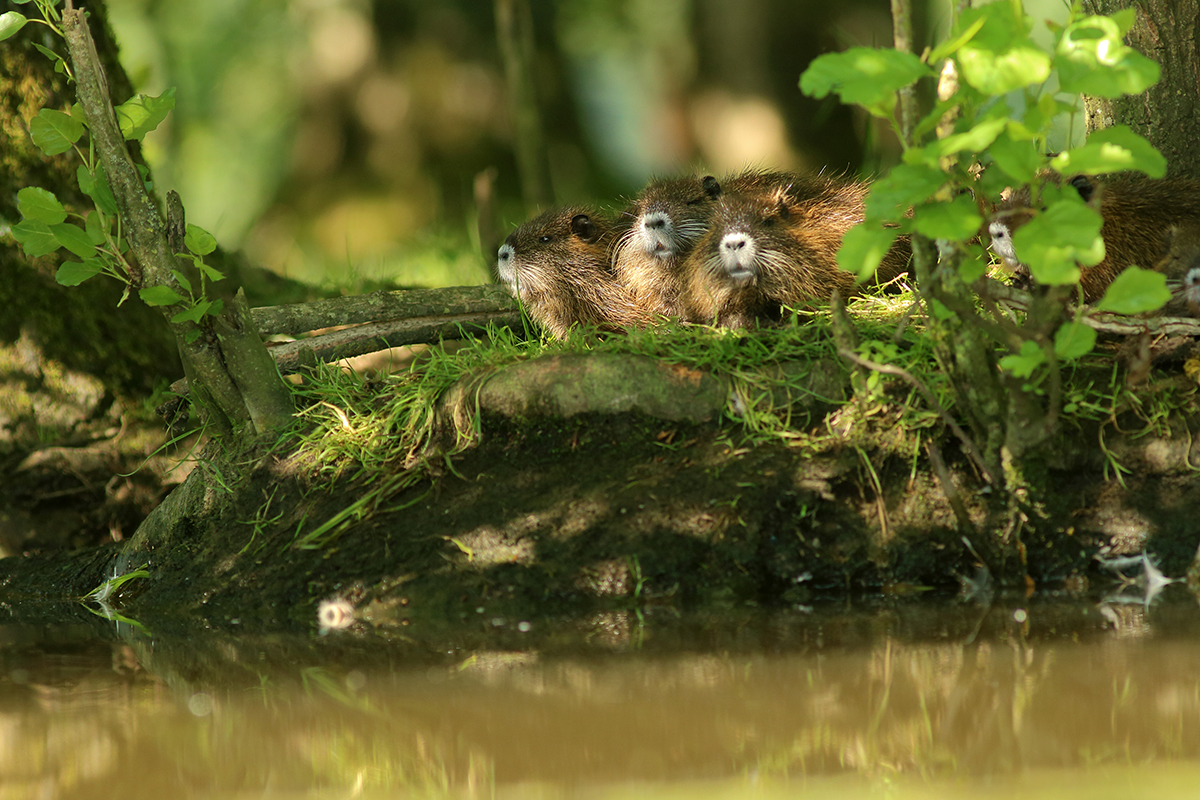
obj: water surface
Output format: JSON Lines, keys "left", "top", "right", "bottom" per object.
{"left": 3, "top": 593, "right": 1199, "bottom": 798}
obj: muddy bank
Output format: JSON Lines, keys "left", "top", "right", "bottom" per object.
{"left": 1, "top": 347, "right": 1198, "bottom": 635}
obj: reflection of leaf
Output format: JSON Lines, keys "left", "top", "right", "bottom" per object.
{"left": 1093, "top": 267, "right": 1172, "bottom": 314}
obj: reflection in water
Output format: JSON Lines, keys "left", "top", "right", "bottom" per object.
{"left": 4, "top": 598, "right": 1200, "bottom": 797}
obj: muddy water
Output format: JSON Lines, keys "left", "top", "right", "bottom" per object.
{"left": 5, "top": 594, "right": 1200, "bottom": 798}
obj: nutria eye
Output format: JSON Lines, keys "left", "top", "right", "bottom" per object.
{"left": 538, "top": 234, "right": 553, "bottom": 243}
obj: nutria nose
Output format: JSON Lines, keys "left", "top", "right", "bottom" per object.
{"left": 498, "top": 243, "right": 514, "bottom": 262}
{"left": 722, "top": 233, "right": 750, "bottom": 253}
{"left": 643, "top": 211, "right": 671, "bottom": 232}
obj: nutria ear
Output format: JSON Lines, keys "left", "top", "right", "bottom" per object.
{"left": 701, "top": 175, "right": 721, "bottom": 199}
{"left": 570, "top": 214, "right": 599, "bottom": 242}
{"left": 1069, "top": 175, "right": 1095, "bottom": 203}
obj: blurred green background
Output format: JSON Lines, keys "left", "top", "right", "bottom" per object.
{"left": 105, "top": 0, "right": 1073, "bottom": 292}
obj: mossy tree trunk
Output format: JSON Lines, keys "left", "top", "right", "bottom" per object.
{"left": 1082, "top": 0, "right": 1200, "bottom": 179}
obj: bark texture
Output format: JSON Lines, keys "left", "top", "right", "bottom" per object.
{"left": 1082, "top": 0, "right": 1200, "bottom": 179}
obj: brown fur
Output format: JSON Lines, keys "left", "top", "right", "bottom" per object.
{"left": 991, "top": 174, "right": 1200, "bottom": 302}
{"left": 495, "top": 206, "right": 651, "bottom": 338}
{"left": 678, "top": 177, "right": 910, "bottom": 328}
{"left": 1157, "top": 221, "right": 1200, "bottom": 315}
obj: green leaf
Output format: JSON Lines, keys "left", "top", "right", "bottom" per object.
{"left": 1012, "top": 196, "right": 1104, "bottom": 285}
{"left": 800, "top": 48, "right": 932, "bottom": 115}
{"left": 76, "top": 164, "right": 95, "bottom": 197}
{"left": 12, "top": 219, "right": 61, "bottom": 258}
{"left": 197, "top": 261, "right": 225, "bottom": 283}
{"left": 55, "top": 259, "right": 105, "bottom": 287}
{"left": 88, "top": 164, "right": 119, "bottom": 216}
{"left": 208, "top": 298, "right": 224, "bottom": 317}
{"left": 17, "top": 186, "right": 67, "bottom": 224}
{"left": 1093, "top": 266, "right": 1173, "bottom": 314}
{"left": 1056, "top": 15, "right": 1161, "bottom": 98}
{"left": 989, "top": 131, "right": 1044, "bottom": 184}
{"left": 29, "top": 108, "right": 85, "bottom": 156}
{"left": 171, "top": 269, "right": 194, "bottom": 294}
{"left": 937, "top": 117, "right": 1007, "bottom": 157}
{"left": 999, "top": 340, "right": 1046, "bottom": 378}
{"left": 139, "top": 285, "right": 186, "bottom": 307}
{"left": 31, "top": 43, "right": 62, "bottom": 67}
{"left": 1053, "top": 321, "right": 1097, "bottom": 360}
{"left": 184, "top": 223, "right": 217, "bottom": 256}
{"left": 171, "top": 302, "right": 209, "bottom": 325}
{"left": 1051, "top": 125, "right": 1166, "bottom": 178}
{"left": 84, "top": 211, "right": 107, "bottom": 245}
{"left": 49, "top": 223, "right": 97, "bottom": 259}
{"left": 913, "top": 195, "right": 983, "bottom": 241}
{"left": 0, "top": 11, "right": 28, "bottom": 41}
{"left": 864, "top": 163, "right": 947, "bottom": 221}
{"left": 116, "top": 88, "right": 176, "bottom": 142}
{"left": 928, "top": 15, "right": 985, "bottom": 63}
{"left": 836, "top": 225, "right": 901, "bottom": 282}
{"left": 955, "top": 3, "right": 1050, "bottom": 94}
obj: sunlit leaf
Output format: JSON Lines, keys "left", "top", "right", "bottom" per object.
{"left": 913, "top": 195, "right": 983, "bottom": 241}
{"left": 0, "top": 11, "right": 28, "bottom": 41}
{"left": 864, "top": 163, "right": 947, "bottom": 220}
{"left": 16, "top": 186, "right": 67, "bottom": 224}
{"left": 1051, "top": 125, "right": 1166, "bottom": 178}
{"left": 1056, "top": 15, "right": 1160, "bottom": 98}
{"left": 956, "top": 3, "right": 1050, "bottom": 94}
{"left": 989, "top": 130, "right": 1044, "bottom": 184}
{"left": 1093, "top": 266, "right": 1172, "bottom": 314}
{"left": 800, "top": 47, "right": 932, "bottom": 114}
{"left": 1012, "top": 198, "right": 1104, "bottom": 285}
{"left": 837, "top": 224, "right": 901, "bottom": 282}
{"left": 115, "top": 88, "right": 176, "bottom": 142}
{"left": 938, "top": 117, "right": 1007, "bottom": 157}
{"left": 29, "top": 108, "right": 84, "bottom": 156}
{"left": 184, "top": 223, "right": 217, "bottom": 256}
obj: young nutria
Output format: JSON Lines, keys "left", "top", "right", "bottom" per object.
{"left": 496, "top": 206, "right": 651, "bottom": 338}
{"left": 678, "top": 178, "right": 911, "bottom": 328}
{"left": 611, "top": 170, "right": 801, "bottom": 317}
{"left": 1157, "top": 222, "right": 1200, "bottom": 315}
{"left": 989, "top": 173, "right": 1200, "bottom": 302}
{"left": 612, "top": 174, "right": 724, "bottom": 316}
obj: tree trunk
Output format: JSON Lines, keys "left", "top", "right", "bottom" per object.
{"left": 1082, "top": 0, "right": 1200, "bottom": 179}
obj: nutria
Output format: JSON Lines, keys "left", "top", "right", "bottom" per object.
{"left": 989, "top": 173, "right": 1200, "bottom": 303}
{"left": 678, "top": 177, "right": 911, "bottom": 328}
{"left": 1157, "top": 222, "right": 1200, "bottom": 315}
{"left": 495, "top": 206, "right": 651, "bottom": 338}
{"left": 612, "top": 174, "right": 724, "bottom": 316}
{"left": 611, "top": 170, "right": 802, "bottom": 317}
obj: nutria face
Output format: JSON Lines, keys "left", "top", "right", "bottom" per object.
{"left": 988, "top": 219, "right": 1022, "bottom": 270}
{"left": 496, "top": 209, "right": 602, "bottom": 300}
{"left": 621, "top": 175, "right": 722, "bottom": 262}
{"left": 698, "top": 192, "right": 794, "bottom": 287}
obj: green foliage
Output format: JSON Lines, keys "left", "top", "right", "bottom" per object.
{"left": 798, "top": 0, "right": 1169, "bottom": 394}
{"left": 13, "top": 5, "right": 224, "bottom": 328}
